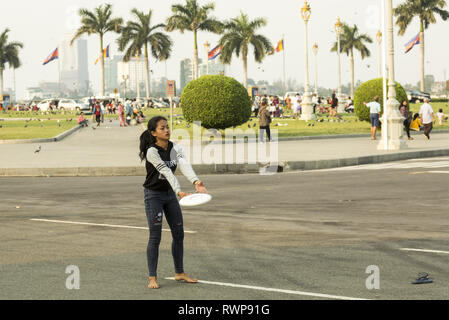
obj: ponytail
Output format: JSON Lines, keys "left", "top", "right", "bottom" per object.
{"left": 139, "top": 116, "right": 168, "bottom": 162}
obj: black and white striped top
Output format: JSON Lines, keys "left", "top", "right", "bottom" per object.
{"left": 144, "top": 142, "right": 199, "bottom": 195}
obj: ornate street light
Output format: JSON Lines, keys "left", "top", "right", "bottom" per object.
{"left": 312, "top": 43, "right": 319, "bottom": 96}
{"left": 204, "top": 41, "right": 210, "bottom": 75}
{"left": 300, "top": 1, "right": 315, "bottom": 121}
{"left": 376, "top": 30, "right": 383, "bottom": 77}
{"left": 334, "top": 17, "right": 345, "bottom": 113}
{"left": 377, "top": 0, "right": 406, "bottom": 150}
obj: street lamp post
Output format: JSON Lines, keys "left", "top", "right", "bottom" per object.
{"left": 122, "top": 75, "right": 129, "bottom": 100}
{"left": 312, "top": 43, "right": 319, "bottom": 96}
{"left": 376, "top": 30, "right": 383, "bottom": 78}
{"left": 300, "top": 1, "right": 316, "bottom": 121}
{"left": 204, "top": 41, "right": 210, "bottom": 75}
{"left": 377, "top": 0, "right": 407, "bottom": 151}
{"left": 335, "top": 17, "right": 345, "bottom": 113}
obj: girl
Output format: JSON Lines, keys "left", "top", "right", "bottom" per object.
{"left": 140, "top": 116, "right": 208, "bottom": 290}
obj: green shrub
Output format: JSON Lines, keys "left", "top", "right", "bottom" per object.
{"left": 354, "top": 78, "right": 409, "bottom": 122}
{"left": 181, "top": 75, "right": 252, "bottom": 130}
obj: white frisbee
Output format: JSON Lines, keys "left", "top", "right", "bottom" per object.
{"left": 179, "top": 193, "right": 212, "bottom": 207}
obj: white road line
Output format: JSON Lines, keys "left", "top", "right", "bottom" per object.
{"left": 428, "top": 171, "right": 449, "bottom": 174}
{"left": 164, "top": 278, "right": 368, "bottom": 301}
{"left": 400, "top": 248, "right": 449, "bottom": 255}
{"left": 30, "top": 219, "right": 197, "bottom": 234}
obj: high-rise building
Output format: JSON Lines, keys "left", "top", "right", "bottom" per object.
{"left": 117, "top": 57, "right": 146, "bottom": 95}
{"left": 105, "top": 55, "right": 123, "bottom": 94}
{"left": 59, "top": 35, "right": 89, "bottom": 96}
{"left": 180, "top": 58, "right": 225, "bottom": 93}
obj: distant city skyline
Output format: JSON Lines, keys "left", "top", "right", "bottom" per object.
{"left": 1, "top": 0, "right": 448, "bottom": 99}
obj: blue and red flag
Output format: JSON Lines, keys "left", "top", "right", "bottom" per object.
{"left": 208, "top": 45, "right": 222, "bottom": 61}
{"left": 404, "top": 33, "right": 421, "bottom": 54}
{"left": 95, "top": 45, "right": 110, "bottom": 65}
{"left": 43, "top": 48, "right": 59, "bottom": 65}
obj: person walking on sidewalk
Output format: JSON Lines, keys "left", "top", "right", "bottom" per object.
{"left": 92, "top": 102, "right": 103, "bottom": 127}
{"left": 258, "top": 100, "right": 272, "bottom": 142}
{"left": 117, "top": 102, "right": 127, "bottom": 127}
{"left": 420, "top": 98, "right": 436, "bottom": 140}
{"left": 363, "top": 96, "right": 382, "bottom": 140}
{"left": 140, "top": 116, "right": 209, "bottom": 290}
{"left": 400, "top": 100, "right": 413, "bottom": 141}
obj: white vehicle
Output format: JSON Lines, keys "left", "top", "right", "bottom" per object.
{"left": 37, "top": 99, "right": 60, "bottom": 111}
{"left": 284, "top": 92, "right": 302, "bottom": 100}
{"left": 58, "top": 99, "right": 90, "bottom": 112}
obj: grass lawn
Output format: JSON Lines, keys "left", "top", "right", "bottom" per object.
{"left": 1, "top": 103, "right": 448, "bottom": 140}
{"left": 0, "top": 120, "right": 78, "bottom": 140}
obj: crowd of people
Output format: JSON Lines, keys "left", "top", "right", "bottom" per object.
{"left": 251, "top": 91, "right": 355, "bottom": 120}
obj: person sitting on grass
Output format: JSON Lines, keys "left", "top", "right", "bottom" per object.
{"left": 436, "top": 109, "right": 447, "bottom": 126}
{"left": 78, "top": 112, "right": 89, "bottom": 127}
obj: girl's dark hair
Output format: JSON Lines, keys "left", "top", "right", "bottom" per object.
{"left": 139, "top": 116, "right": 168, "bottom": 161}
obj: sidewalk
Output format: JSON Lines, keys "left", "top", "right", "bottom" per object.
{"left": 0, "top": 120, "right": 448, "bottom": 176}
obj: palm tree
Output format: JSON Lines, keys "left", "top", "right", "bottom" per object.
{"left": 118, "top": 9, "right": 172, "bottom": 100}
{"left": 331, "top": 23, "right": 372, "bottom": 98}
{"left": 218, "top": 12, "right": 272, "bottom": 89}
{"left": 166, "top": 0, "right": 223, "bottom": 80}
{"left": 71, "top": 4, "right": 123, "bottom": 96}
{"left": 0, "top": 29, "right": 23, "bottom": 99}
{"left": 394, "top": 0, "right": 449, "bottom": 92}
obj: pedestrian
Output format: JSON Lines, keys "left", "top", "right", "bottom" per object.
{"left": 399, "top": 100, "right": 413, "bottom": 140}
{"left": 409, "top": 113, "right": 422, "bottom": 132}
{"left": 258, "top": 99, "right": 272, "bottom": 142}
{"left": 419, "top": 98, "right": 436, "bottom": 140}
{"left": 117, "top": 102, "right": 127, "bottom": 127}
{"left": 363, "top": 96, "right": 382, "bottom": 140}
{"left": 140, "top": 116, "right": 208, "bottom": 289}
{"left": 293, "top": 94, "right": 301, "bottom": 118}
{"left": 92, "top": 102, "right": 103, "bottom": 127}
{"left": 286, "top": 95, "right": 292, "bottom": 111}
{"left": 330, "top": 92, "right": 338, "bottom": 117}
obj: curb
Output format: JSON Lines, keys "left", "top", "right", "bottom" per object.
{"left": 1, "top": 148, "right": 449, "bottom": 177}
{"left": 0, "top": 125, "right": 82, "bottom": 145}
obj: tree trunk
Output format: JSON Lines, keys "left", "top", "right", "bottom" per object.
{"left": 350, "top": 49, "right": 355, "bottom": 98}
{"left": 100, "top": 35, "right": 105, "bottom": 97}
{"left": 420, "top": 19, "right": 425, "bottom": 92}
{"left": 0, "top": 66, "right": 3, "bottom": 98}
{"left": 243, "top": 54, "right": 248, "bottom": 90}
{"left": 193, "top": 30, "right": 199, "bottom": 80}
{"left": 144, "top": 44, "right": 150, "bottom": 99}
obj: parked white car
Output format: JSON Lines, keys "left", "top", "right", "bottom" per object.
{"left": 58, "top": 99, "right": 90, "bottom": 112}
{"left": 37, "top": 99, "right": 60, "bottom": 111}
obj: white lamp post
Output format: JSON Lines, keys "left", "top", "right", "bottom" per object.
{"left": 377, "top": 0, "right": 407, "bottom": 151}
{"left": 312, "top": 43, "right": 319, "bottom": 96}
{"left": 204, "top": 41, "right": 210, "bottom": 75}
{"left": 335, "top": 17, "right": 345, "bottom": 113}
{"left": 300, "top": 1, "right": 316, "bottom": 121}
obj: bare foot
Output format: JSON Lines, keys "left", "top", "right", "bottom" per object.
{"left": 175, "top": 273, "right": 198, "bottom": 284}
{"left": 148, "top": 277, "right": 160, "bottom": 289}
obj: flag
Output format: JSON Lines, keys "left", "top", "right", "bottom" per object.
{"left": 276, "top": 39, "right": 284, "bottom": 52}
{"left": 405, "top": 33, "right": 421, "bottom": 54}
{"left": 43, "top": 48, "right": 58, "bottom": 65}
{"left": 208, "top": 45, "right": 222, "bottom": 60}
{"left": 95, "top": 45, "right": 110, "bottom": 65}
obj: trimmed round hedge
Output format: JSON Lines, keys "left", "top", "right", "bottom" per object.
{"left": 354, "top": 78, "right": 409, "bottom": 122}
{"left": 181, "top": 75, "right": 252, "bottom": 130}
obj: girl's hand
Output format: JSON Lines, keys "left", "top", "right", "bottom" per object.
{"left": 194, "top": 181, "right": 209, "bottom": 194}
{"left": 178, "top": 192, "right": 191, "bottom": 199}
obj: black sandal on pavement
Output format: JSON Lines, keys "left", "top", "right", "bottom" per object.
{"left": 412, "top": 273, "right": 433, "bottom": 285}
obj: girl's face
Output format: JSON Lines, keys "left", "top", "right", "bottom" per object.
{"left": 151, "top": 120, "right": 171, "bottom": 142}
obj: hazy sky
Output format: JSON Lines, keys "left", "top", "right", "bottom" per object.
{"left": 2, "top": 0, "right": 448, "bottom": 98}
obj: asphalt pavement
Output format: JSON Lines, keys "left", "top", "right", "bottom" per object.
{"left": 1, "top": 158, "right": 449, "bottom": 300}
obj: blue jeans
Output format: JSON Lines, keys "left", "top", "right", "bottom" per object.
{"left": 144, "top": 189, "right": 184, "bottom": 278}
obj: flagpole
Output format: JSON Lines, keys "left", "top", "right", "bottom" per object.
{"left": 58, "top": 52, "right": 61, "bottom": 96}
{"left": 282, "top": 35, "right": 286, "bottom": 94}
